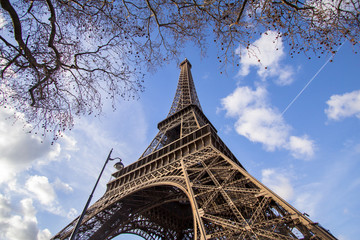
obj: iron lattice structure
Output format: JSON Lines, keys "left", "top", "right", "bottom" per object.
{"left": 53, "top": 59, "right": 336, "bottom": 240}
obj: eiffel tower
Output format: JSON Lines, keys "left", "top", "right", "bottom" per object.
{"left": 52, "top": 59, "right": 336, "bottom": 240}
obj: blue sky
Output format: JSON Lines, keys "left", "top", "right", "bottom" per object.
{"left": 1, "top": 30, "right": 360, "bottom": 240}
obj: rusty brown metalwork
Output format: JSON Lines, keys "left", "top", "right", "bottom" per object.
{"left": 52, "top": 59, "right": 336, "bottom": 240}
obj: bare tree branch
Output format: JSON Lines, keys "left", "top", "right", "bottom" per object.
{"left": 1, "top": 0, "right": 38, "bottom": 67}
{"left": 1, "top": 0, "right": 359, "bottom": 140}
{"left": 230, "top": 0, "right": 249, "bottom": 27}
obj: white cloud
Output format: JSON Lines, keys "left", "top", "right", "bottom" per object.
{"left": 0, "top": 11, "right": 6, "bottom": 28}
{"left": 0, "top": 195, "right": 51, "bottom": 240}
{"left": 288, "top": 136, "right": 315, "bottom": 160}
{"left": 61, "top": 134, "right": 78, "bottom": 151}
{"left": 0, "top": 107, "right": 80, "bottom": 227}
{"left": 221, "top": 86, "right": 315, "bottom": 158}
{"left": 66, "top": 208, "right": 78, "bottom": 219}
{"left": 54, "top": 178, "right": 73, "bottom": 193}
{"left": 294, "top": 190, "right": 321, "bottom": 217}
{"left": 222, "top": 85, "right": 267, "bottom": 117}
{"left": 237, "top": 30, "right": 295, "bottom": 85}
{"left": 0, "top": 98, "right": 148, "bottom": 238}
{"left": 0, "top": 194, "right": 11, "bottom": 220}
{"left": 25, "top": 175, "right": 67, "bottom": 216}
{"left": 3, "top": 199, "right": 38, "bottom": 240}
{"left": 0, "top": 118, "right": 78, "bottom": 238}
{"left": 226, "top": 30, "right": 315, "bottom": 159}
{"left": 0, "top": 108, "right": 62, "bottom": 184}
{"left": 35, "top": 143, "right": 62, "bottom": 166}
{"left": 325, "top": 89, "right": 360, "bottom": 121}
{"left": 261, "top": 168, "right": 294, "bottom": 200}
{"left": 37, "top": 229, "right": 52, "bottom": 240}
{"left": 25, "top": 175, "right": 57, "bottom": 206}
{"left": 234, "top": 107, "right": 289, "bottom": 151}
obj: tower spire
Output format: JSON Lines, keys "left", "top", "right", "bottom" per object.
{"left": 167, "top": 58, "right": 202, "bottom": 117}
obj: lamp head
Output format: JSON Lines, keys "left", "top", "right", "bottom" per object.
{"left": 114, "top": 161, "right": 124, "bottom": 171}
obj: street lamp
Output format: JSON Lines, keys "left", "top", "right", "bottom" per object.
{"left": 69, "top": 148, "right": 123, "bottom": 240}
{"left": 113, "top": 160, "right": 124, "bottom": 171}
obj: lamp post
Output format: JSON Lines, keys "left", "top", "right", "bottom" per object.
{"left": 69, "top": 148, "right": 123, "bottom": 240}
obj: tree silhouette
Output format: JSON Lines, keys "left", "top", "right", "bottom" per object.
{"left": 1, "top": 0, "right": 359, "bottom": 139}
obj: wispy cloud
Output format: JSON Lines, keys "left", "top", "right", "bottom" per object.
{"left": 261, "top": 168, "right": 324, "bottom": 218}
{"left": 261, "top": 168, "right": 294, "bottom": 201}
{"left": 293, "top": 140, "right": 360, "bottom": 221}
{"left": 293, "top": 186, "right": 322, "bottom": 217}
{"left": 325, "top": 89, "right": 360, "bottom": 121}
{"left": 53, "top": 178, "right": 73, "bottom": 194}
